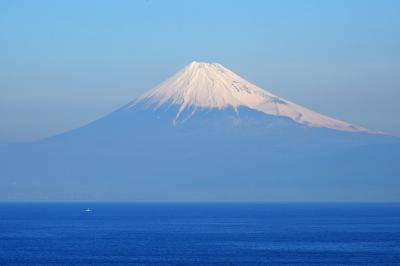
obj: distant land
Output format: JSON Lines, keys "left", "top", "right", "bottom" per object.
{"left": 1, "top": 62, "right": 399, "bottom": 201}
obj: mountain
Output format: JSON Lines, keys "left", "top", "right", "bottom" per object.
{"left": 0, "top": 62, "right": 399, "bottom": 201}
{"left": 130, "top": 61, "right": 367, "bottom": 132}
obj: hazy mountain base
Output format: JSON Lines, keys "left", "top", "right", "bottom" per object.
{"left": 1, "top": 104, "right": 399, "bottom": 201}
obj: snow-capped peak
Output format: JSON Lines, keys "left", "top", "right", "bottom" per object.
{"left": 129, "top": 61, "right": 368, "bottom": 132}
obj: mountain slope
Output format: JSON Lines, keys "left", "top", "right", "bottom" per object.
{"left": 130, "top": 61, "right": 368, "bottom": 132}
{"left": 0, "top": 62, "right": 398, "bottom": 201}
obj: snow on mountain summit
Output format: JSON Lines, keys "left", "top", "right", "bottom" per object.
{"left": 128, "top": 61, "right": 368, "bottom": 132}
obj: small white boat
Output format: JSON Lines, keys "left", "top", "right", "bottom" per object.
{"left": 84, "top": 208, "right": 92, "bottom": 212}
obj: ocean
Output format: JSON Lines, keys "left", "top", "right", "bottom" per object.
{"left": 0, "top": 203, "right": 399, "bottom": 265}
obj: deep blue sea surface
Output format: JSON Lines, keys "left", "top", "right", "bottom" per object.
{"left": 0, "top": 203, "right": 399, "bottom": 265}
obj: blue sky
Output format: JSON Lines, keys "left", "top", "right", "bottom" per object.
{"left": 1, "top": 0, "right": 399, "bottom": 143}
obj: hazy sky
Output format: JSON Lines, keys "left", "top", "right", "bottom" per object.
{"left": 1, "top": 0, "right": 399, "bottom": 143}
